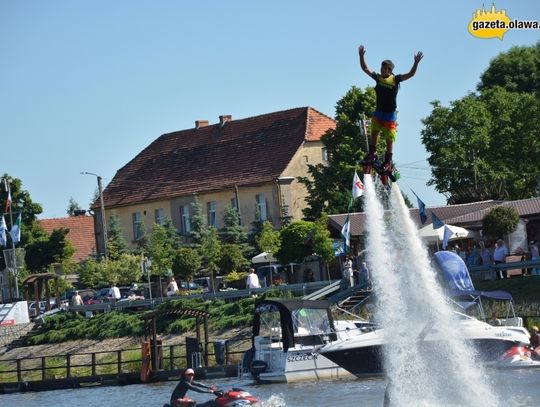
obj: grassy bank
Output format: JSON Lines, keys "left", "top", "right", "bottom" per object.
{"left": 26, "top": 290, "right": 290, "bottom": 346}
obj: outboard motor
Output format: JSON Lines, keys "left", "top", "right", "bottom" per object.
{"left": 249, "top": 359, "right": 268, "bottom": 383}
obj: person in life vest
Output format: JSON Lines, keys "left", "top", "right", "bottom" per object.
{"left": 358, "top": 45, "right": 423, "bottom": 174}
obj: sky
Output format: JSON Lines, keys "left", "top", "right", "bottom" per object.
{"left": 1, "top": 0, "right": 539, "bottom": 219}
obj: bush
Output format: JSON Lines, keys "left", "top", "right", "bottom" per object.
{"left": 482, "top": 206, "right": 520, "bottom": 238}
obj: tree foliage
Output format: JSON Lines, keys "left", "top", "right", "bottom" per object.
{"left": 256, "top": 221, "right": 281, "bottom": 256}
{"left": 218, "top": 243, "right": 250, "bottom": 274}
{"left": 172, "top": 247, "right": 201, "bottom": 282}
{"left": 482, "top": 206, "right": 520, "bottom": 239}
{"left": 299, "top": 86, "right": 376, "bottom": 220}
{"left": 77, "top": 253, "right": 142, "bottom": 287}
{"left": 311, "top": 215, "right": 334, "bottom": 263}
{"left": 219, "top": 206, "right": 248, "bottom": 245}
{"left": 25, "top": 227, "right": 75, "bottom": 272}
{"left": 422, "top": 42, "right": 540, "bottom": 204}
{"left": 66, "top": 197, "right": 83, "bottom": 216}
{"left": 277, "top": 220, "right": 315, "bottom": 264}
{"left": 478, "top": 41, "right": 540, "bottom": 94}
{"left": 144, "top": 218, "right": 180, "bottom": 275}
{"left": 107, "top": 215, "right": 129, "bottom": 261}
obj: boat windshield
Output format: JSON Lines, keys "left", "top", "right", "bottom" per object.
{"left": 258, "top": 307, "right": 282, "bottom": 340}
{"left": 292, "top": 308, "right": 330, "bottom": 336}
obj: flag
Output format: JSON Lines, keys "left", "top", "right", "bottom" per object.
{"left": 333, "top": 241, "right": 345, "bottom": 256}
{"left": 431, "top": 212, "right": 444, "bottom": 229}
{"left": 352, "top": 170, "right": 364, "bottom": 199}
{"left": 4, "top": 190, "right": 11, "bottom": 214}
{"left": 442, "top": 225, "right": 453, "bottom": 250}
{"left": 341, "top": 215, "right": 351, "bottom": 252}
{"left": 410, "top": 189, "right": 427, "bottom": 224}
{"left": 10, "top": 213, "right": 21, "bottom": 245}
{"left": 0, "top": 215, "right": 6, "bottom": 246}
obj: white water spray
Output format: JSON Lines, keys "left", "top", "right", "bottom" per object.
{"left": 362, "top": 175, "right": 499, "bottom": 407}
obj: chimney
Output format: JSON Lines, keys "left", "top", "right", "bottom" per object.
{"left": 219, "top": 115, "right": 232, "bottom": 126}
{"left": 195, "top": 120, "right": 209, "bottom": 129}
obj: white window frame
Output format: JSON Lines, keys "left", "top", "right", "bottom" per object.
{"left": 255, "top": 193, "right": 268, "bottom": 221}
{"left": 180, "top": 204, "right": 191, "bottom": 234}
{"left": 132, "top": 212, "right": 143, "bottom": 240}
{"left": 154, "top": 208, "right": 166, "bottom": 225}
{"left": 207, "top": 201, "right": 217, "bottom": 228}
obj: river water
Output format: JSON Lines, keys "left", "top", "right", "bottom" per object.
{"left": 1, "top": 369, "right": 540, "bottom": 407}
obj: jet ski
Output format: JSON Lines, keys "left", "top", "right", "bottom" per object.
{"left": 164, "top": 388, "right": 261, "bottom": 407}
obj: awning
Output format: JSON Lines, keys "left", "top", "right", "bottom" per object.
{"left": 251, "top": 252, "right": 277, "bottom": 264}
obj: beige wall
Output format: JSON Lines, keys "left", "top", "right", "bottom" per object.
{"left": 281, "top": 140, "right": 326, "bottom": 221}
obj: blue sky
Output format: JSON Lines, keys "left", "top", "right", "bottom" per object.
{"left": 1, "top": 0, "right": 538, "bottom": 219}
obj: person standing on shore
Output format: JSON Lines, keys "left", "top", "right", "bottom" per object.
{"left": 493, "top": 239, "right": 508, "bottom": 279}
{"left": 530, "top": 240, "right": 540, "bottom": 276}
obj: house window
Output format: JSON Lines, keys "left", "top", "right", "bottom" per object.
{"left": 255, "top": 193, "right": 267, "bottom": 221}
{"left": 207, "top": 201, "right": 217, "bottom": 228}
{"left": 180, "top": 205, "right": 191, "bottom": 234}
{"left": 132, "top": 212, "right": 143, "bottom": 240}
{"left": 154, "top": 208, "right": 166, "bottom": 225}
{"left": 322, "top": 147, "right": 329, "bottom": 161}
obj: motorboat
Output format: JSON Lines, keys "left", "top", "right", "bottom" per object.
{"left": 239, "top": 298, "right": 372, "bottom": 383}
{"left": 319, "top": 309, "right": 530, "bottom": 377}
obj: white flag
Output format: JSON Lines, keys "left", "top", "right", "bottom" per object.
{"left": 352, "top": 170, "right": 364, "bottom": 199}
{"left": 442, "top": 225, "right": 453, "bottom": 250}
{"left": 0, "top": 215, "right": 7, "bottom": 246}
{"left": 10, "top": 213, "right": 21, "bottom": 245}
{"left": 341, "top": 215, "right": 350, "bottom": 251}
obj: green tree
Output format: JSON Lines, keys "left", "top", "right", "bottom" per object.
{"left": 478, "top": 41, "right": 540, "bottom": 94}
{"left": 482, "top": 206, "right": 520, "bottom": 239}
{"left": 277, "top": 220, "right": 315, "bottom": 264}
{"left": 172, "top": 247, "right": 201, "bottom": 282}
{"left": 219, "top": 243, "right": 250, "bottom": 274}
{"left": 311, "top": 215, "right": 334, "bottom": 263}
{"left": 145, "top": 218, "right": 181, "bottom": 275}
{"left": 107, "top": 215, "right": 129, "bottom": 261}
{"left": 199, "top": 227, "right": 221, "bottom": 274}
{"left": 77, "top": 253, "right": 142, "bottom": 287}
{"left": 220, "top": 205, "right": 248, "bottom": 245}
{"left": 25, "top": 227, "right": 75, "bottom": 272}
{"left": 66, "top": 197, "right": 83, "bottom": 216}
{"left": 190, "top": 201, "right": 207, "bottom": 245}
{"left": 299, "top": 86, "right": 376, "bottom": 220}
{"left": 422, "top": 43, "right": 540, "bottom": 204}
{"left": 256, "top": 221, "right": 281, "bottom": 258}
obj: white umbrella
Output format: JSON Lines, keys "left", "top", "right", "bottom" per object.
{"left": 251, "top": 252, "right": 277, "bottom": 264}
{"left": 418, "top": 224, "right": 478, "bottom": 243}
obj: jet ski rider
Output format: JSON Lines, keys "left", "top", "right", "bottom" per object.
{"left": 170, "top": 368, "right": 218, "bottom": 406}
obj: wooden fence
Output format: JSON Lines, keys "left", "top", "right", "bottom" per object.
{"left": 0, "top": 338, "right": 250, "bottom": 384}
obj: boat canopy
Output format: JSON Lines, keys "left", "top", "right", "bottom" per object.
{"left": 252, "top": 299, "right": 336, "bottom": 351}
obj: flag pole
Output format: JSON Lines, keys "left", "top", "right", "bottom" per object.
{"left": 4, "top": 181, "right": 19, "bottom": 299}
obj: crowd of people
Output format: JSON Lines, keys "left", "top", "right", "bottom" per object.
{"left": 448, "top": 239, "right": 540, "bottom": 279}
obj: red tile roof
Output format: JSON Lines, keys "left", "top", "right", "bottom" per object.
{"left": 39, "top": 216, "right": 96, "bottom": 262}
{"left": 100, "top": 107, "right": 335, "bottom": 208}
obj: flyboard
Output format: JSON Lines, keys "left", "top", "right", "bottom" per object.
{"left": 359, "top": 117, "right": 400, "bottom": 187}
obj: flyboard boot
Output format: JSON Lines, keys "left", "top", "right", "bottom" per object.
{"left": 362, "top": 145, "right": 376, "bottom": 175}
{"left": 380, "top": 152, "right": 399, "bottom": 185}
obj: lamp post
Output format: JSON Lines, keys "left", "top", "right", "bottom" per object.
{"left": 81, "top": 172, "right": 108, "bottom": 258}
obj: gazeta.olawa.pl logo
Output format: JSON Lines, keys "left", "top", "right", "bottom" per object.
{"left": 468, "top": 3, "right": 539, "bottom": 39}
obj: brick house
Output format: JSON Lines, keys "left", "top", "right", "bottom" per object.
{"left": 94, "top": 107, "right": 335, "bottom": 251}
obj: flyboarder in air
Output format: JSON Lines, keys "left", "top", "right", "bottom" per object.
{"left": 358, "top": 45, "right": 423, "bottom": 183}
